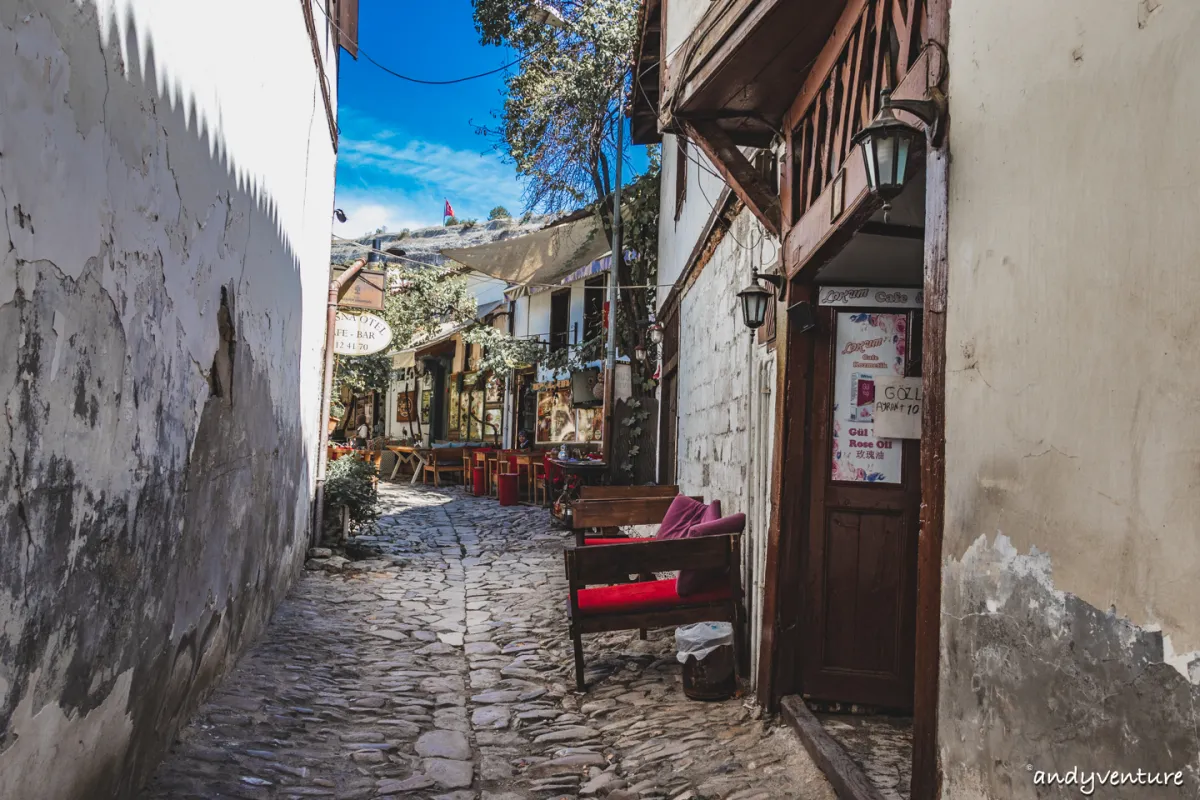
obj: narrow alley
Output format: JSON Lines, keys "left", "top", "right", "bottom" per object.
{"left": 139, "top": 484, "right": 834, "bottom": 800}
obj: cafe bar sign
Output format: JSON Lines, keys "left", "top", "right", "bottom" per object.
{"left": 333, "top": 312, "right": 393, "bottom": 356}
{"left": 818, "top": 286, "right": 923, "bottom": 309}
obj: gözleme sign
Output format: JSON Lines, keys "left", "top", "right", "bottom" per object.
{"left": 333, "top": 312, "right": 393, "bottom": 356}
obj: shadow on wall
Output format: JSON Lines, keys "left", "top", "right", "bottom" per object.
{"left": 0, "top": 3, "right": 322, "bottom": 798}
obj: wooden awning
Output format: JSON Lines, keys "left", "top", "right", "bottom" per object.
{"left": 629, "top": 0, "right": 662, "bottom": 145}
{"left": 661, "top": 0, "right": 847, "bottom": 147}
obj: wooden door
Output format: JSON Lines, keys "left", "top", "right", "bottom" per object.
{"left": 800, "top": 305, "right": 921, "bottom": 710}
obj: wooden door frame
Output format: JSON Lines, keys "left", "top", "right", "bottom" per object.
{"left": 758, "top": 6, "right": 949, "bottom": 798}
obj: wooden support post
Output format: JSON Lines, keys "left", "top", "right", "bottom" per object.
{"left": 681, "top": 120, "right": 782, "bottom": 239}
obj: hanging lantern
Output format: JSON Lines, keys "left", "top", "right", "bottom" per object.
{"left": 851, "top": 86, "right": 947, "bottom": 222}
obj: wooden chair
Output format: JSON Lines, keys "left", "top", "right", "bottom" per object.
{"left": 490, "top": 450, "right": 519, "bottom": 496}
{"left": 533, "top": 462, "right": 549, "bottom": 505}
{"left": 421, "top": 447, "right": 466, "bottom": 486}
{"left": 565, "top": 533, "right": 744, "bottom": 691}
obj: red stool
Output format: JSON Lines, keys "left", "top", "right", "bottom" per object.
{"left": 472, "top": 466, "right": 486, "bottom": 497}
{"left": 497, "top": 473, "right": 519, "bottom": 506}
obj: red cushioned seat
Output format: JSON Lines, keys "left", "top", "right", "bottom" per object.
{"left": 576, "top": 579, "right": 731, "bottom": 615}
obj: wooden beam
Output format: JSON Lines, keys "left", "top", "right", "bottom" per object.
{"left": 780, "top": 696, "right": 889, "bottom": 800}
{"left": 682, "top": 120, "right": 782, "bottom": 239}
{"left": 911, "top": 0, "right": 949, "bottom": 795}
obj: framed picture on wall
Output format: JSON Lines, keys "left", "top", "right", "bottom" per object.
{"left": 396, "top": 391, "right": 416, "bottom": 423}
{"left": 420, "top": 390, "right": 432, "bottom": 423}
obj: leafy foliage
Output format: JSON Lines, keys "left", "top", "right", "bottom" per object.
{"left": 332, "top": 260, "right": 478, "bottom": 410}
{"left": 488, "top": 206, "right": 512, "bottom": 220}
{"left": 445, "top": 216, "right": 461, "bottom": 226}
{"left": 471, "top": 0, "right": 660, "bottom": 384}
{"left": 324, "top": 456, "right": 379, "bottom": 532}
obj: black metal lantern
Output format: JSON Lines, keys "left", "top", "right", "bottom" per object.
{"left": 737, "top": 272, "right": 782, "bottom": 331}
{"left": 647, "top": 321, "right": 664, "bottom": 345}
{"left": 851, "top": 87, "right": 946, "bottom": 221}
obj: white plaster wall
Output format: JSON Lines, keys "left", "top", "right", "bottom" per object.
{"left": 675, "top": 210, "right": 779, "bottom": 687}
{"left": 657, "top": 132, "right": 729, "bottom": 310}
{"left": 945, "top": 0, "right": 1200, "bottom": 669}
{"left": 664, "top": 0, "right": 710, "bottom": 64}
{"left": 527, "top": 278, "right": 599, "bottom": 381}
{"left": 0, "top": 0, "right": 337, "bottom": 795}
{"left": 941, "top": 1, "right": 1200, "bottom": 793}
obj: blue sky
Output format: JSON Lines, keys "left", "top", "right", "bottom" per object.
{"left": 332, "top": 0, "right": 645, "bottom": 238}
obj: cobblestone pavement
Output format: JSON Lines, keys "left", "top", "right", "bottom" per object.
{"left": 142, "top": 483, "right": 835, "bottom": 800}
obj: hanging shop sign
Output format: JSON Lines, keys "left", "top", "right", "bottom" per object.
{"left": 830, "top": 311, "right": 907, "bottom": 483}
{"left": 818, "top": 286, "right": 923, "bottom": 309}
{"left": 333, "top": 312, "right": 393, "bottom": 356}
{"left": 334, "top": 267, "right": 387, "bottom": 311}
{"left": 874, "top": 376, "right": 923, "bottom": 439}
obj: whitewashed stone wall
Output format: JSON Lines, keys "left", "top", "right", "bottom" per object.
{"left": 0, "top": 1, "right": 338, "bottom": 796}
{"left": 675, "top": 210, "right": 779, "bottom": 686}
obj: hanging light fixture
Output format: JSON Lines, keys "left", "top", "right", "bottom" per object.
{"left": 647, "top": 321, "right": 664, "bottom": 345}
{"left": 851, "top": 86, "right": 946, "bottom": 222}
{"left": 737, "top": 271, "right": 783, "bottom": 331}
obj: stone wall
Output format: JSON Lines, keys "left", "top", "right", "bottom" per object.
{"left": 941, "top": 1, "right": 1200, "bottom": 795}
{"left": 0, "top": 1, "right": 337, "bottom": 796}
{"left": 675, "top": 210, "right": 778, "bottom": 686}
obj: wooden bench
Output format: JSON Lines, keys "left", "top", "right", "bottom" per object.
{"left": 564, "top": 533, "right": 744, "bottom": 691}
{"left": 422, "top": 448, "right": 467, "bottom": 486}
{"left": 571, "top": 492, "right": 691, "bottom": 547}
{"left": 577, "top": 485, "right": 680, "bottom": 500}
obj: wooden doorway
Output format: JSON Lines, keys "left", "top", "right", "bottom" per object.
{"left": 799, "top": 302, "right": 922, "bottom": 710}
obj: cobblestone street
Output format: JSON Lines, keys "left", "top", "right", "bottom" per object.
{"left": 141, "top": 483, "right": 834, "bottom": 800}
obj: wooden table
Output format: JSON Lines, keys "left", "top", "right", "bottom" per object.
{"left": 387, "top": 445, "right": 428, "bottom": 484}
{"left": 549, "top": 458, "right": 608, "bottom": 520}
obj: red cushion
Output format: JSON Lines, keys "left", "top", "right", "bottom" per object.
{"left": 576, "top": 579, "right": 731, "bottom": 615}
{"left": 655, "top": 495, "right": 709, "bottom": 540}
{"left": 677, "top": 513, "right": 746, "bottom": 597}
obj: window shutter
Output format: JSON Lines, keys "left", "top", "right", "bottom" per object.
{"left": 336, "top": 0, "right": 359, "bottom": 59}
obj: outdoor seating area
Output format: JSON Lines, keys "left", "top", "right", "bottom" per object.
{"left": 352, "top": 440, "right": 749, "bottom": 697}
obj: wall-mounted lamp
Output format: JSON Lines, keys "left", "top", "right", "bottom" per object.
{"left": 334, "top": 208, "right": 347, "bottom": 223}
{"left": 851, "top": 86, "right": 947, "bottom": 222}
{"left": 647, "top": 321, "right": 664, "bottom": 346}
{"left": 737, "top": 271, "right": 783, "bottom": 331}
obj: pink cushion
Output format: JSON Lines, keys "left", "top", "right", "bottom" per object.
{"left": 577, "top": 579, "right": 731, "bottom": 615}
{"left": 677, "top": 513, "right": 746, "bottom": 596}
{"left": 655, "top": 495, "right": 710, "bottom": 541}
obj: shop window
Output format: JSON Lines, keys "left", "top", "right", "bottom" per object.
{"left": 583, "top": 275, "right": 607, "bottom": 346}
{"left": 550, "top": 288, "right": 571, "bottom": 352}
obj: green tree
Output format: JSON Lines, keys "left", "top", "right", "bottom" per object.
{"left": 488, "top": 205, "right": 512, "bottom": 220}
{"left": 332, "top": 260, "right": 478, "bottom": 405}
{"left": 471, "top": 0, "right": 656, "bottom": 380}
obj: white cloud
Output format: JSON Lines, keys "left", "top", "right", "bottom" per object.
{"left": 335, "top": 108, "right": 526, "bottom": 229}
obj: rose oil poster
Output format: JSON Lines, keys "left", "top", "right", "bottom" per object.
{"left": 831, "top": 312, "right": 907, "bottom": 483}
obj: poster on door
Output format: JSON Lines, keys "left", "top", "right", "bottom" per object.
{"left": 831, "top": 312, "right": 907, "bottom": 483}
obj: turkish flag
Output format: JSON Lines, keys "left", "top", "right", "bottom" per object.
{"left": 444, "top": 199, "right": 455, "bottom": 218}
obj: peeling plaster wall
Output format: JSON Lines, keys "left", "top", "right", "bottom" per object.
{"left": 942, "top": 1, "right": 1200, "bottom": 795}
{"left": 676, "top": 210, "right": 777, "bottom": 687}
{"left": 0, "top": 1, "right": 337, "bottom": 797}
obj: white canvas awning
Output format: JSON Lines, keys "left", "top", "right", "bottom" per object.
{"left": 441, "top": 213, "right": 608, "bottom": 288}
